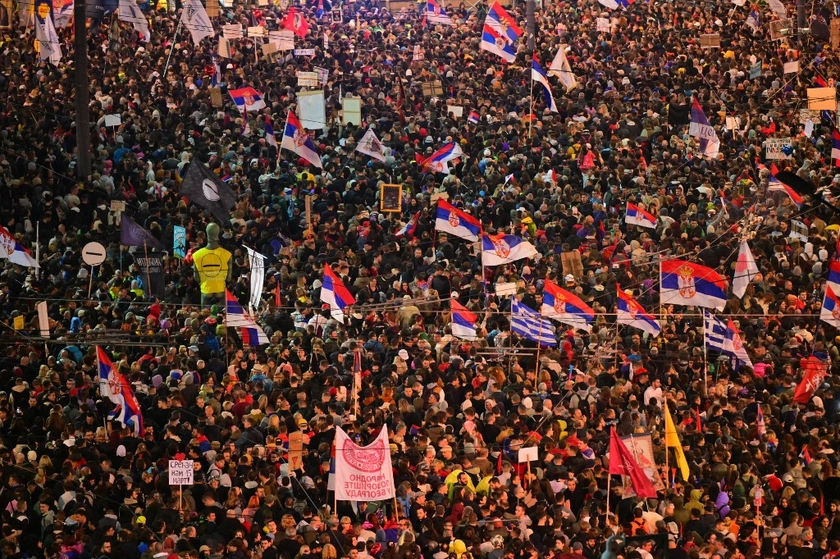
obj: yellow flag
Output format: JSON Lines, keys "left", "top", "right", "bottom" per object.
{"left": 13, "top": 315, "right": 24, "bottom": 330}
{"left": 665, "top": 405, "right": 690, "bottom": 482}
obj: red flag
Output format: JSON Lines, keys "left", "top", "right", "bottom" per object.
{"left": 496, "top": 449, "right": 503, "bottom": 475}
{"left": 608, "top": 428, "right": 657, "bottom": 498}
{"left": 282, "top": 7, "right": 309, "bottom": 37}
{"left": 793, "top": 356, "right": 828, "bottom": 404}
{"left": 275, "top": 282, "right": 281, "bottom": 308}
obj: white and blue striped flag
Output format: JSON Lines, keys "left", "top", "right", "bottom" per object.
{"left": 703, "top": 310, "right": 728, "bottom": 353}
{"left": 511, "top": 299, "right": 557, "bottom": 346}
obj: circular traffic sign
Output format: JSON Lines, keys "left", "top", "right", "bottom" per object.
{"left": 82, "top": 242, "right": 107, "bottom": 266}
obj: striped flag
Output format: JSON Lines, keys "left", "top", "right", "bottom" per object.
{"left": 832, "top": 129, "right": 840, "bottom": 167}
{"left": 510, "top": 299, "right": 556, "bottom": 346}
{"left": 225, "top": 290, "right": 270, "bottom": 346}
{"left": 468, "top": 111, "right": 480, "bottom": 124}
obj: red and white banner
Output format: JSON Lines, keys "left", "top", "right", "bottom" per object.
{"left": 334, "top": 426, "right": 394, "bottom": 501}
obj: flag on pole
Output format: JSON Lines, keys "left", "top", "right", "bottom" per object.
{"left": 832, "top": 129, "right": 840, "bottom": 167}
{"left": 664, "top": 406, "right": 690, "bottom": 482}
{"left": 531, "top": 54, "right": 558, "bottom": 112}
{"left": 608, "top": 428, "right": 657, "bottom": 498}
{"left": 616, "top": 288, "right": 661, "bottom": 336}
{"left": 435, "top": 199, "right": 481, "bottom": 242}
{"left": 821, "top": 285, "right": 840, "bottom": 328}
{"left": 481, "top": 234, "right": 538, "bottom": 266}
{"left": 120, "top": 215, "right": 164, "bottom": 250}
{"left": 793, "top": 356, "right": 828, "bottom": 403}
{"left": 281, "top": 110, "right": 323, "bottom": 169}
{"left": 768, "top": 164, "right": 803, "bottom": 208}
{"left": 451, "top": 300, "right": 478, "bottom": 340}
{"left": 688, "top": 98, "right": 721, "bottom": 159}
{"left": 426, "top": 0, "right": 453, "bottom": 25}
{"left": 548, "top": 45, "right": 577, "bottom": 91}
{"left": 0, "top": 227, "right": 39, "bottom": 267}
{"left": 480, "top": 2, "right": 522, "bottom": 63}
{"left": 119, "top": 0, "right": 150, "bottom": 41}
{"left": 225, "top": 290, "right": 270, "bottom": 346}
{"left": 746, "top": 5, "right": 760, "bottom": 29}
{"left": 243, "top": 246, "right": 267, "bottom": 313}
{"left": 468, "top": 111, "right": 480, "bottom": 124}
{"left": 732, "top": 241, "right": 759, "bottom": 299}
{"left": 420, "top": 142, "right": 464, "bottom": 171}
{"left": 35, "top": 9, "right": 62, "bottom": 66}
{"left": 282, "top": 7, "right": 309, "bottom": 37}
{"left": 541, "top": 279, "right": 595, "bottom": 332}
{"left": 264, "top": 115, "right": 277, "bottom": 148}
{"left": 724, "top": 319, "right": 753, "bottom": 368}
{"left": 703, "top": 310, "right": 728, "bottom": 353}
{"left": 598, "top": 0, "right": 619, "bottom": 8}
{"left": 660, "top": 259, "right": 727, "bottom": 311}
{"left": 828, "top": 259, "right": 840, "bottom": 293}
{"left": 181, "top": 0, "right": 214, "bottom": 45}
{"left": 624, "top": 203, "right": 657, "bottom": 229}
{"left": 510, "top": 299, "right": 556, "bottom": 346}
{"left": 321, "top": 263, "right": 355, "bottom": 323}
{"left": 53, "top": 0, "right": 73, "bottom": 27}
{"left": 98, "top": 347, "right": 144, "bottom": 436}
{"left": 228, "top": 87, "right": 267, "bottom": 112}
{"left": 355, "top": 128, "right": 387, "bottom": 163}
{"left": 179, "top": 159, "right": 237, "bottom": 223}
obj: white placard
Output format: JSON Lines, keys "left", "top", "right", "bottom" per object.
{"left": 596, "top": 17, "right": 609, "bottom": 32}
{"left": 314, "top": 66, "right": 329, "bottom": 85}
{"left": 294, "top": 48, "right": 315, "bottom": 56}
{"left": 247, "top": 26, "right": 266, "bottom": 38}
{"left": 765, "top": 137, "right": 792, "bottom": 159}
{"left": 269, "top": 29, "right": 295, "bottom": 50}
{"left": 168, "top": 460, "right": 194, "bottom": 485}
{"left": 342, "top": 96, "right": 362, "bottom": 126}
{"left": 495, "top": 282, "right": 518, "bottom": 296}
{"left": 447, "top": 105, "right": 464, "bottom": 119}
{"left": 297, "top": 71, "right": 319, "bottom": 87}
{"left": 222, "top": 24, "right": 243, "bottom": 38}
{"left": 518, "top": 446, "right": 539, "bottom": 463}
{"left": 299, "top": 89, "right": 327, "bottom": 130}
{"left": 783, "top": 60, "right": 800, "bottom": 74}
{"left": 104, "top": 114, "right": 121, "bottom": 127}
{"left": 110, "top": 200, "right": 126, "bottom": 213}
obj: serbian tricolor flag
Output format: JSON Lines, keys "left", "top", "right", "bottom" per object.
{"left": 624, "top": 203, "right": 657, "bottom": 229}
{"left": 395, "top": 212, "right": 420, "bottom": 238}
{"left": 616, "top": 288, "right": 660, "bottom": 337}
{"left": 97, "top": 347, "right": 144, "bottom": 436}
{"left": 225, "top": 290, "right": 270, "bottom": 346}
{"left": 321, "top": 263, "right": 355, "bottom": 323}
{"left": 468, "top": 111, "right": 480, "bottom": 124}
{"left": 768, "top": 164, "right": 803, "bottom": 208}
{"left": 832, "top": 129, "right": 840, "bottom": 167}
{"left": 660, "top": 259, "right": 727, "bottom": 311}
{"left": 451, "top": 300, "right": 478, "bottom": 340}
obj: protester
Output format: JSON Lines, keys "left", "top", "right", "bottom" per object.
{"left": 0, "top": 0, "right": 839, "bottom": 558}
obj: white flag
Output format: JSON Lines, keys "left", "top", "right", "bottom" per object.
{"left": 768, "top": 0, "right": 786, "bottom": 16}
{"left": 334, "top": 426, "right": 395, "bottom": 501}
{"left": 243, "top": 246, "right": 267, "bottom": 313}
{"left": 355, "top": 128, "right": 387, "bottom": 163}
{"left": 37, "top": 301, "right": 49, "bottom": 338}
{"left": 732, "top": 241, "right": 759, "bottom": 299}
{"left": 549, "top": 46, "right": 576, "bottom": 91}
{"left": 36, "top": 13, "right": 62, "bottom": 66}
{"left": 119, "top": 0, "right": 150, "bottom": 42}
{"left": 181, "top": 0, "right": 214, "bottom": 46}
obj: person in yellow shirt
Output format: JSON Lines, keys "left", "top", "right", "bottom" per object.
{"left": 192, "top": 223, "right": 232, "bottom": 307}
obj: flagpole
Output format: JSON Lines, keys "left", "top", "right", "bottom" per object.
{"left": 95, "top": 346, "right": 108, "bottom": 431}
{"left": 535, "top": 310, "right": 543, "bottom": 378}
{"left": 163, "top": 19, "right": 183, "bottom": 77}
{"left": 35, "top": 221, "right": 40, "bottom": 280}
{"left": 143, "top": 240, "right": 152, "bottom": 300}
{"left": 528, "top": 72, "right": 534, "bottom": 139}
{"left": 702, "top": 311, "right": 709, "bottom": 395}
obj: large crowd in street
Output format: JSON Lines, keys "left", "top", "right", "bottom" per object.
{"left": 1, "top": 0, "right": 840, "bottom": 558}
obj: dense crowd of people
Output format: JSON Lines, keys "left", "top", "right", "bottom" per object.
{"left": 1, "top": 0, "right": 840, "bottom": 558}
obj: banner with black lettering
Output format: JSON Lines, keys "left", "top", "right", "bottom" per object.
{"left": 135, "top": 251, "right": 165, "bottom": 299}
{"left": 334, "top": 426, "right": 394, "bottom": 501}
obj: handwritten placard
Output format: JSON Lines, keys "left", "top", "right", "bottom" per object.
{"left": 297, "top": 71, "right": 319, "bottom": 87}
{"left": 294, "top": 48, "right": 315, "bottom": 56}
{"left": 222, "top": 24, "right": 243, "bottom": 38}
{"left": 168, "top": 460, "right": 194, "bottom": 485}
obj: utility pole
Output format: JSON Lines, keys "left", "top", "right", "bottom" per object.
{"left": 526, "top": 0, "right": 535, "bottom": 52}
{"left": 73, "top": 0, "right": 91, "bottom": 180}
